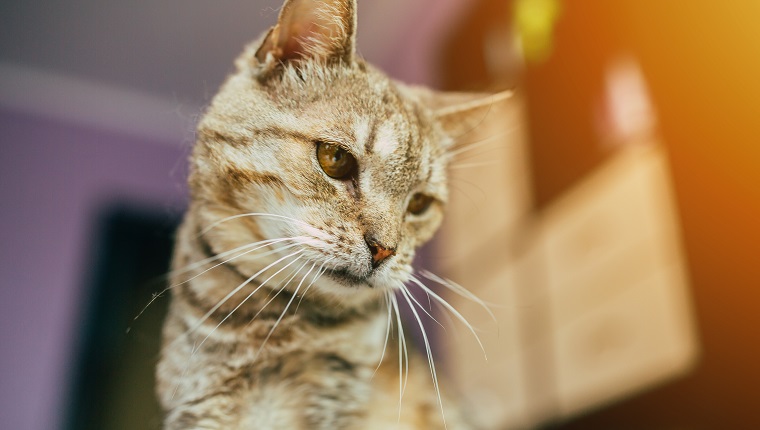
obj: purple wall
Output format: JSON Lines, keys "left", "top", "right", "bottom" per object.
{"left": 0, "top": 109, "right": 188, "bottom": 429}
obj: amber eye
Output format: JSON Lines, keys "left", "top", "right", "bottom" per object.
{"left": 407, "top": 193, "right": 434, "bottom": 215}
{"left": 317, "top": 141, "right": 357, "bottom": 180}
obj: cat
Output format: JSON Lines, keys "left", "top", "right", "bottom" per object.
{"left": 156, "top": 0, "right": 510, "bottom": 428}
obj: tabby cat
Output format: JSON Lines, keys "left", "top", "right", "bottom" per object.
{"left": 156, "top": 0, "right": 509, "bottom": 428}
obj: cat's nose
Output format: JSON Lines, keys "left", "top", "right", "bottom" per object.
{"left": 365, "top": 237, "right": 396, "bottom": 269}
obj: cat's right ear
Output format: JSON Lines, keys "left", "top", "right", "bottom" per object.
{"left": 253, "top": 0, "right": 357, "bottom": 72}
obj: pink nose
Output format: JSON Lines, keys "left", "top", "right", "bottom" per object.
{"left": 366, "top": 240, "right": 395, "bottom": 268}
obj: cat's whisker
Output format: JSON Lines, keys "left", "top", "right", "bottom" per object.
{"left": 401, "top": 283, "right": 446, "bottom": 332}
{"left": 398, "top": 284, "right": 447, "bottom": 429}
{"left": 448, "top": 127, "right": 517, "bottom": 158}
{"left": 447, "top": 176, "right": 487, "bottom": 201}
{"left": 256, "top": 257, "right": 311, "bottom": 309}
{"left": 199, "top": 212, "right": 321, "bottom": 237}
{"left": 409, "top": 275, "right": 488, "bottom": 360}
{"left": 430, "top": 298, "right": 459, "bottom": 340}
{"left": 252, "top": 255, "right": 316, "bottom": 361}
{"left": 249, "top": 259, "right": 313, "bottom": 326}
{"left": 448, "top": 160, "right": 501, "bottom": 170}
{"left": 271, "top": 257, "right": 312, "bottom": 298}
{"left": 194, "top": 252, "right": 306, "bottom": 351}
{"left": 446, "top": 181, "right": 484, "bottom": 212}
{"left": 182, "top": 255, "right": 305, "bottom": 395}
{"left": 173, "top": 249, "right": 305, "bottom": 352}
{"left": 171, "top": 237, "right": 292, "bottom": 277}
{"left": 294, "top": 257, "right": 335, "bottom": 315}
{"left": 170, "top": 339, "right": 198, "bottom": 401}
{"left": 449, "top": 147, "right": 499, "bottom": 166}
{"left": 137, "top": 238, "right": 303, "bottom": 324}
{"left": 170, "top": 242, "right": 260, "bottom": 276}
{"left": 290, "top": 261, "right": 319, "bottom": 314}
{"left": 372, "top": 290, "right": 393, "bottom": 379}
{"left": 172, "top": 239, "right": 304, "bottom": 293}
{"left": 448, "top": 137, "right": 511, "bottom": 164}
{"left": 390, "top": 293, "right": 408, "bottom": 420}
{"left": 175, "top": 252, "right": 305, "bottom": 399}
{"left": 418, "top": 270, "right": 497, "bottom": 322}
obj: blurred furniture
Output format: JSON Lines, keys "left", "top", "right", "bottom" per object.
{"left": 436, "top": 0, "right": 760, "bottom": 428}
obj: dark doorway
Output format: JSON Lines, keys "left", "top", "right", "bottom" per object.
{"left": 64, "top": 205, "right": 181, "bottom": 430}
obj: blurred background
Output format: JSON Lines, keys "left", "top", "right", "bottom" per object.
{"left": 1, "top": 0, "right": 758, "bottom": 429}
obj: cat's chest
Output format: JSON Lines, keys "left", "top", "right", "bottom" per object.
{"left": 235, "top": 350, "right": 375, "bottom": 429}
{"left": 238, "top": 382, "right": 307, "bottom": 429}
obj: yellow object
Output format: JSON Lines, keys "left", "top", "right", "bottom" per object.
{"left": 514, "top": 0, "right": 562, "bottom": 63}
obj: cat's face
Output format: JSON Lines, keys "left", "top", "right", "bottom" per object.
{"left": 188, "top": 0, "right": 500, "bottom": 306}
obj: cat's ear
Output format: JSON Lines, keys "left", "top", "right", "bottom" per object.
{"left": 406, "top": 87, "right": 515, "bottom": 143}
{"left": 254, "top": 0, "right": 357, "bottom": 68}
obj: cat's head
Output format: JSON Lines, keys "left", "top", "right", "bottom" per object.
{"left": 189, "top": 0, "right": 508, "bottom": 307}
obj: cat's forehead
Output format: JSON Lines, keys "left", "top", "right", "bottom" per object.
{"left": 270, "top": 64, "right": 441, "bottom": 167}
{"left": 271, "top": 64, "right": 409, "bottom": 118}
{"left": 354, "top": 117, "right": 405, "bottom": 158}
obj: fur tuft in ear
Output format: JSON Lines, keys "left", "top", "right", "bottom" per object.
{"left": 255, "top": 0, "right": 357, "bottom": 69}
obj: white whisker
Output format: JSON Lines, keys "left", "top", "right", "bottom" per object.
{"left": 273, "top": 258, "right": 312, "bottom": 296}
{"left": 409, "top": 275, "right": 487, "bottom": 360}
{"left": 170, "top": 339, "right": 198, "bottom": 401}
{"left": 447, "top": 176, "right": 488, "bottom": 203}
{"left": 294, "top": 257, "right": 335, "bottom": 315}
{"left": 169, "top": 249, "right": 303, "bottom": 352}
{"left": 199, "top": 212, "right": 319, "bottom": 236}
{"left": 448, "top": 127, "right": 516, "bottom": 158}
{"left": 390, "top": 293, "right": 408, "bottom": 419}
{"left": 398, "top": 284, "right": 447, "bottom": 429}
{"left": 192, "top": 251, "right": 305, "bottom": 354}
{"left": 401, "top": 284, "right": 446, "bottom": 332}
{"left": 431, "top": 298, "right": 459, "bottom": 339}
{"left": 171, "top": 251, "right": 304, "bottom": 399}
{"left": 172, "top": 237, "right": 290, "bottom": 276}
{"left": 253, "top": 255, "right": 316, "bottom": 360}
{"left": 136, "top": 237, "right": 303, "bottom": 323}
{"left": 372, "top": 290, "right": 393, "bottom": 378}
{"left": 251, "top": 260, "right": 314, "bottom": 325}
{"left": 248, "top": 257, "right": 311, "bottom": 318}
{"left": 174, "top": 239, "right": 303, "bottom": 293}
{"left": 419, "top": 270, "right": 497, "bottom": 322}
{"left": 448, "top": 160, "right": 501, "bottom": 170}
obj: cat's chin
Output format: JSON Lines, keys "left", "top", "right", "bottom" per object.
{"left": 322, "top": 267, "right": 371, "bottom": 287}
{"left": 319, "top": 265, "right": 408, "bottom": 293}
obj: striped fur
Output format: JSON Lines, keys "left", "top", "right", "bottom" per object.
{"left": 157, "top": 0, "right": 500, "bottom": 428}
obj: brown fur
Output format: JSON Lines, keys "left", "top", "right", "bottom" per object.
{"left": 156, "top": 0, "right": 509, "bottom": 428}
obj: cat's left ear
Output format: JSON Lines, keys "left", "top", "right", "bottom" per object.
{"left": 405, "top": 87, "right": 515, "bottom": 145}
{"left": 254, "top": 0, "right": 357, "bottom": 67}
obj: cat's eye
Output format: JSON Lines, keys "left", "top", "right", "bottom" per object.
{"left": 317, "top": 141, "right": 357, "bottom": 180}
{"left": 407, "top": 193, "right": 434, "bottom": 215}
